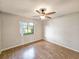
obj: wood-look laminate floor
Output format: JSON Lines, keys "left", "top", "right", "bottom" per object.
{"left": 0, "top": 40, "right": 79, "bottom": 59}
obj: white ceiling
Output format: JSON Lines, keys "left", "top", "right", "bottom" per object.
{"left": 0, "top": 0, "right": 79, "bottom": 18}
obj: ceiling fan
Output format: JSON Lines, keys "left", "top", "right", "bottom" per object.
{"left": 35, "top": 8, "right": 56, "bottom": 19}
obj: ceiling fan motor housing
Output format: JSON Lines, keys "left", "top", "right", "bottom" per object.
{"left": 40, "top": 8, "right": 46, "bottom": 14}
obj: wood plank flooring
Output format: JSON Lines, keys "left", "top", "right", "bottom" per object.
{"left": 0, "top": 40, "right": 79, "bottom": 59}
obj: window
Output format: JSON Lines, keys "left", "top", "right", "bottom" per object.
{"left": 20, "top": 21, "right": 34, "bottom": 35}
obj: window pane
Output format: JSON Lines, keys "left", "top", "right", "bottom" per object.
{"left": 20, "top": 22, "right": 34, "bottom": 35}
{"left": 29, "top": 23, "right": 34, "bottom": 26}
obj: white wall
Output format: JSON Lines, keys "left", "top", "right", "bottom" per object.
{"left": 44, "top": 12, "right": 79, "bottom": 52}
{"left": 19, "top": 17, "right": 43, "bottom": 44}
{"left": 1, "top": 13, "right": 43, "bottom": 50}
{"left": 0, "top": 13, "right": 2, "bottom": 53}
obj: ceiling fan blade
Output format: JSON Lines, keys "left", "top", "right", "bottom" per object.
{"left": 36, "top": 10, "right": 40, "bottom": 14}
{"left": 45, "top": 12, "right": 56, "bottom": 15}
{"left": 46, "top": 16, "right": 52, "bottom": 19}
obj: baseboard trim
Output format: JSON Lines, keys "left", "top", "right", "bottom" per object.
{"left": 45, "top": 39, "right": 79, "bottom": 53}
{"left": 1, "top": 39, "right": 44, "bottom": 52}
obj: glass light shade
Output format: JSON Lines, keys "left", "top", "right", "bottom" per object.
{"left": 40, "top": 16, "right": 45, "bottom": 19}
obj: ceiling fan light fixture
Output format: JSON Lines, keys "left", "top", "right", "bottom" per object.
{"left": 34, "top": 5, "right": 56, "bottom": 20}
{"left": 40, "top": 15, "right": 45, "bottom": 19}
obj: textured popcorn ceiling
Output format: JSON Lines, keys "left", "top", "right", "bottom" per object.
{"left": 0, "top": 0, "right": 79, "bottom": 18}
